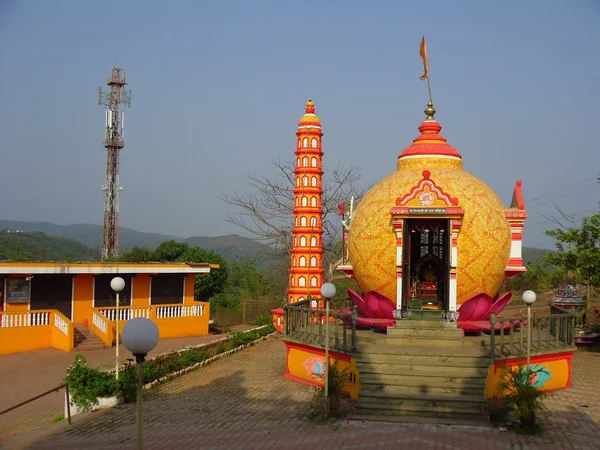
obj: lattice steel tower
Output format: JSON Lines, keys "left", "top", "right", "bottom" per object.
{"left": 98, "top": 67, "right": 132, "bottom": 259}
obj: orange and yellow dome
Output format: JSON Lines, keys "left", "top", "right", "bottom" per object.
{"left": 347, "top": 105, "right": 512, "bottom": 305}
{"left": 297, "top": 100, "right": 321, "bottom": 129}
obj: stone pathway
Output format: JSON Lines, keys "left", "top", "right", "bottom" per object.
{"left": 12, "top": 337, "right": 600, "bottom": 450}
{"left": 0, "top": 326, "right": 253, "bottom": 441}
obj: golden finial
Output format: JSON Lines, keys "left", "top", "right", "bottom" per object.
{"left": 424, "top": 100, "right": 436, "bottom": 120}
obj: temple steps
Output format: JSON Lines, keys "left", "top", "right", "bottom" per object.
{"left": 352, "top": 324, "right": 491, "bottom": 424}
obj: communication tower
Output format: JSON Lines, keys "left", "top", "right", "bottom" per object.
{"left": 98, "top": 67, "right": 132, "bottom": 259}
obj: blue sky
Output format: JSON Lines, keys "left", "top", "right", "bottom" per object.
{"left": 0, "top": 0, "right": 599, "bottom": 249}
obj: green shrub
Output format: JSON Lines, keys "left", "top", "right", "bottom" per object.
{"left": 65, "top": 355, "right": 118, "bottom": 411}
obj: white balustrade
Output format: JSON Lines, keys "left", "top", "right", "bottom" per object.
{"left": 92, "top": 311, "right": 108, "bottom": 334}
{"left": 0, "top": 311, "right": 50, "bottom": 328}
{"left": 53, "top": 313, "right": 70, "bottom": 336}
{"left": 97, "top": 307, "right": 150, "bottom": 322}
{"left": 155, "top": 304, "right": 204, "bottom": 319}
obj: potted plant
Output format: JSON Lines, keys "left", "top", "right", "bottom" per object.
{"left": 496, "top": 364, "right": 547, "bottom": 429}
{"left": 65, "top": 355, "right": 121, "bottom": 416}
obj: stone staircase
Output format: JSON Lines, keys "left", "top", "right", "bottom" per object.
{"left": 352, "top": 312, "right": 491, "bottom": 425}
{"left": 74, "top": 324, "right": 107, "bottom": 351}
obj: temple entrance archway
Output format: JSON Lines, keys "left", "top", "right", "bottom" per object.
{"left": 402, "top": 219, "right": 450, "bottom": 312}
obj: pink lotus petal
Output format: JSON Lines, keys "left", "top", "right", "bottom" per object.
{"left": 458, "top": 293, "right": 493, "bottom": 322}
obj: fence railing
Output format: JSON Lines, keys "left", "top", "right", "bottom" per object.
{"left": 0, "top": 384, "right": 72, "bottom": 425}
{"left": 0, "top": 310, "right": 50, "bottom": 327}
{"left": 550, "top": 303, "right": 587, "bottom": 329}
{"left": 489, "top": 311, "right": 576, "bottom": 361}
{"left": 96, "top": 302, "right": 207, "bottom": 322}
{"left": 283, "top": 300, "right": 357, "bottom": 353}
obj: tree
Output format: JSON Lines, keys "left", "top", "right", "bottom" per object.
{"left": 119, "top": 240, "right": 228, "bottom": 300}
{"left": 220, "top": 159, "right": 366, "bottom": 265}
{"left": 545, "top": 213, "right": 600, "bottom": 294}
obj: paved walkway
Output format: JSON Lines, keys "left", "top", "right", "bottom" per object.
{"left": 10, "top": 336, "right": 600, "bottom": 450}
{"left": 0, "top": 326, "right": 253, "bottom": 440}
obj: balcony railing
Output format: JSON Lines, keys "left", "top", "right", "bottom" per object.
{"left": 489, "top": 311, "right": 576, "bottom": 361}
{"left": 283, "top": 300, "right": 357, "bottom": 353}
{"left": 89, "top": 301, "right": 210, "bottom": 344}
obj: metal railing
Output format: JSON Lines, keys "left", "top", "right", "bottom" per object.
{"left": 0, "top": 384, "right": 72, "bottom": 425}
{"left": 550, "top": 303, "right": 587, "bottom": 329}
{"left": 489, "top": 311, "right": 576, "bottom": 361}
{"left": 283, "top": 300, "right": 357, "bottom": 353}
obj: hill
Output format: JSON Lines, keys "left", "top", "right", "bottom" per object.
{"left": 0, "top": 219, "right": 553, "bottom": 267}
{"left": 0, "top": 231, "right": 98, "bottom": 261}
{"left": 0, "top": 220, "right": 273, "bottom": 264}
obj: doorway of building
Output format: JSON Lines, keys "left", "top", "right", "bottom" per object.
{"left": 402, "top": 219, "right": 450, "bottom": 311}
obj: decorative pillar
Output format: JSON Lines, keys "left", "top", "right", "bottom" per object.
{"left": 392, "top": 219, "right": 404, "bottom": 310}
{"left": 287, "top": 100, "right": 326, "bottom": 309}
{"left": 449, "top": 219, "right": 462, "bottom": 311}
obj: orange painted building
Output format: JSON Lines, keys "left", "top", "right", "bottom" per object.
{"left": 287, "top": 100, "right": 326, "bottom": 308}
{"left": 0, "top": 262, "right": 217, "bottom": 355}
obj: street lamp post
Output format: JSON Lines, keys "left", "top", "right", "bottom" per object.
{"left": 320, "top": 282, "right": 336, "bottom": 419}
{"left": 110, "top": 277, "right": 126, "bottom": 379}
{"left": 522, "top": 290, "right": 537, "bottom": 371}
{"left": 122, "top": 318, "right": 159, "bottom": 450}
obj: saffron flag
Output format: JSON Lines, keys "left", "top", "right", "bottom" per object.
{"left": 419, "top": 36, "right": 429, "bottom": 81}
{"left": 338, "top": 202, "right": 345, "bottom": 216}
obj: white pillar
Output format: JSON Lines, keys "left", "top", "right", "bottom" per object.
{"left": 449, "top": 275, "right": 457, "bottom": 311}
{"left": 396, "top": 274, "right": 403, "bottom": 310}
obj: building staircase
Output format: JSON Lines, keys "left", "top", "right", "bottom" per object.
{"left": 74, "top": 324, "right": 107, "bottom": 351}
{"left": 351, "top": 311, "right": 491, "bottom": 425}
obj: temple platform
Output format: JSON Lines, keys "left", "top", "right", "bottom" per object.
{"left": 281, "top": 301, "right": 577, "bottom": 424}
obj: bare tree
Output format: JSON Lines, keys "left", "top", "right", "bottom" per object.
{"left": 219, "top": 159, "right": 367, "bottom": 263}
{"left": 540, "top": 202, "right": 581, "bottom": 230}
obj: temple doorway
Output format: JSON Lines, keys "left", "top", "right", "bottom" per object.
{"left": 402, "top": 219, "right": 450, "bottom": 311}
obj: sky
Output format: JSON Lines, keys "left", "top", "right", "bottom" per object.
{"left": 0, "top": 0, "right": 599, "bottom": 249}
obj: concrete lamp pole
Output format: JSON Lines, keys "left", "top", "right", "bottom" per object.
{"left": 320, "top": 282, "right": 336, "bottom": 419}
{"left": 122, "top": 318, "right": 159, "bottom": 450}
{"left": 522, "top": 290, "right": 537, "bottom": 371}
{"left": 111, "top": 277, "right": 126, "bottom": 379}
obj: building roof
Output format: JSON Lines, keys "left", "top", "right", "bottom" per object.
{"left": 0, "top": 262, "right": 218, "bottom": 275}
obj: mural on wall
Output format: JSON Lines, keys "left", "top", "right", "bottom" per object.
{"left": 527, "top": 364, "right": 552, "bottom": 389}
{"left": 302, "top": 355, "right": 326, "bottom": 380}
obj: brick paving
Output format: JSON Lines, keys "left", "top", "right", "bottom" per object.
{"left": 0, "top": 326, "right": 253, "bottom": 440}
{"left": 10, "top": 336, "right": 600, "bottom": 450}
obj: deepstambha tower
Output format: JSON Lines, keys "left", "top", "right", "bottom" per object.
{"left": 287, "top": 100, "right": 325, "bottom": 308}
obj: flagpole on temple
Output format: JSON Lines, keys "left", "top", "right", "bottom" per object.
{"left": 419, "top": 35, "right": 436, "bottom": 119}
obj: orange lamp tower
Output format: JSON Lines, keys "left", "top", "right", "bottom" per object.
{"left": 287, "top": 100, "right": 326, "bottom": 308}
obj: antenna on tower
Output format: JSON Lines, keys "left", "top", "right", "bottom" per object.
{"left": 98, "top": 67, "right": 132, "bottom": 260}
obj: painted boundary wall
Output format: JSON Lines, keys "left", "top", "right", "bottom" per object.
{"left": 283, "top": 340, "right": 360, "bottom": 400}
{"left": 485, "top": 351, "right": 575, "bottom": 398}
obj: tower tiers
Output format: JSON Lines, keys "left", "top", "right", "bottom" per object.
{"left": 287, "top": 100, "right": 326, "bottom": 308}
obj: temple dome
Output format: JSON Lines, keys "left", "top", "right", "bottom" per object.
{"left": 297, "top": 100, "right": 321, "bottom": 129}
{"left": 347, "top": 107, "right": 511, "bottom": 305}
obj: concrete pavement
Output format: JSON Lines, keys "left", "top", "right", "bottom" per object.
{"left": 9, "top": 336, "right": 600, "bottom": 450}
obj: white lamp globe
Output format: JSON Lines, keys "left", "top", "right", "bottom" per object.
{"left": 522, "top": 290, "right": 537, "bottom": 306}
{"left": 110, "top": 276, "right": 126, "bottom": 292}
{"left": 122, "top": 318, "right": 159, "bottom": 356}
{"left": 320, "top": 283, "right": 336, "bottom": 300}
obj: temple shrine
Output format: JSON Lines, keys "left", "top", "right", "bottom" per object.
{"left": 276, "top": 95, "right": 576, "bottom": 423}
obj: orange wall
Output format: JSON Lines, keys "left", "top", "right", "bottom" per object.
{"left": 485, "top": 351, "right": 574, "bottom": 398}
{"left": 6, "top": 302, "right": 28, "bottom": 313}
{"left": 284, "top": 340, "right": 360, "bottom": 400}
{"left": 184, "top": 275, "right": 195, "bottom": 304}
{"left": 132, "top": 275, "right": 151, "bottom": 307}
{"left": 73, "top": 275, "right": 93, "bottom": 324}
{"left": 0, "top": 326, "right": 52, "bottom": 354}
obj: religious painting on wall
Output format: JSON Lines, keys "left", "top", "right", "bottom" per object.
{"left": 7, "top": 279, "right": 29, "bottom": 303}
